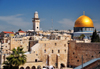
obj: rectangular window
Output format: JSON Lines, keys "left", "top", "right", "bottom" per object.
{"left": 58, "top": 50, "right": 60, "bottom": 53}
{"left": 52, "top": 50, "right": 54, "bottom": 53}
{"left": 44, "top": 49, "right": 46, "bottom": 53}
{"left": 65, "top": 50, "right": 66, "bottom": 53}
{"left": 55, "top": 43, "right": 57, "bottom": 46}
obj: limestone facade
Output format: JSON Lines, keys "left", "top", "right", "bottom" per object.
{"left": 68, "top": 41, "right": 100, "bottom": 68}
{"left": 10, "top": 37, "right": 29, "bottom": 52}
{"left": 19, "top": 39, "right": 69, "bottom": 69}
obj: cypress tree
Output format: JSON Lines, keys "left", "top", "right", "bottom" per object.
{"left": 91, "top": 29, "right": 100, "bottom": 42}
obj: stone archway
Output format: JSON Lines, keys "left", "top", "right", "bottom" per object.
{"left": 60, "top": 63, "right": 65, "bottom": 68}
{"left": 20, "top": 67, "right": 24, "bottom": 69}
{"left": 37, "top": 65, "right": 41, "bottom": 69}
{"left": 31, "top": 66, "right": 36, "bottom": 69}
{"left": 26, "top": 66, "right": 30, "bottom": 69}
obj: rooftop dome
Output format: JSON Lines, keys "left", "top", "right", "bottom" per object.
{"left": 74, "top": 15, "right": 94, "bottom": 27}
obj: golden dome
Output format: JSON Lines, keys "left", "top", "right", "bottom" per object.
{"left": 74, "top": 15, "right": 94, "bottom": 27}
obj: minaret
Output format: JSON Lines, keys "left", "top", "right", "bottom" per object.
{"left": 32, "top": 11, "right": 40, "bottom": 32}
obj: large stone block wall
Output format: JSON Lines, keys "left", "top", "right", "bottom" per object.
{"left": 68, "top": 41, "right": 100, "bottom": 67}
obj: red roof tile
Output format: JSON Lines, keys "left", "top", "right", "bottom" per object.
{"left": 3, "top": 31, "right": 14, "bottom": 34}
{"left": 18, "top": 31, "right": 26, "bottom": 33}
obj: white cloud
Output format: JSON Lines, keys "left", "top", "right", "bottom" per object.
{"left": 0, "top": 14, "right": 30, "bottom": 28}
{"left": 58, "top": 18, "right": 75, "bottom": 29}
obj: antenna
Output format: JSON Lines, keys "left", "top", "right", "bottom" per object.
{"left": 51, "top": 19, "right": 53, "bottom": 30}
{"left": 83, "top": 11, "right": 85, "bottom": 15}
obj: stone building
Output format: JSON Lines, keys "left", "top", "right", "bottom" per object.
{"left": 0, "top": 30, "right": 72, "bottom": 69}
{"left": 19, "top": 39, "right": 70, "bottom": 69}
{"left": 10, "top": 37, "right": 29, "bottom": 52}
{"left": 0, "top": 31, "right": 14, "bottom": 39}
{"left": 68, "top": 40, "right": 100, "bottom": 68}
{"left": 0, "top": 36, "right": 30, "bottom": 55}
{"left": 16, "top": 31, "right": 26, "bottom": 36}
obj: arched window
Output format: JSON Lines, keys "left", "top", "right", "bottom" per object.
{"left": 31, "top": 66, "right": 36, "bottom": 69}
{"left": 26, "top": 66, "right": 30, "bottom": 69}
{"left": 20, "top": 67, "right": 24, "bottom": 69}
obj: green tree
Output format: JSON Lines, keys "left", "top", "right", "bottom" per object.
{"left": 80, "top": 34, "right": 85, "bottom": 40}
{"left": 68, "top": 29, "right": 71, "bottom": 32}
{"left": 3, "top": 47, "right": 26, "bottom": 69}
{"left": 91, "top": 29, "right": 100, "bottom": 42}
{"left": 18, "top": 29, "right": 22, "bottom": 31}
{"left": 55, "top": 29, "right": 58, "bottom": 31}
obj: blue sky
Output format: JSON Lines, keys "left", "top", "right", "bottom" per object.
{"left": 0, "top": 0, "right": 100, "bottom": 32}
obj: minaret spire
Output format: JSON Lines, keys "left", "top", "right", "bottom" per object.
{"left": 32, "top": 11, "right": 40, "bottom": 32}
{"left": 83, "top": 11, "right": 85, "bottom": 15}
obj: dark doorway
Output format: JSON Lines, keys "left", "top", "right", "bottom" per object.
{"left": 26, "top": 66, "right": 30, "bottom": 69}
{"left": 47, "top": 55, "right": 49, "bottom": 66}
{"left": 60, "top": 63, "right": 65, "bottom": 68}
{"left": 37, "top": 65, "right": 41, "bottom": 69}
{"left": 56, "top": 55, "right": 58, "bottom": 68}
{"left": 32, "top": 66, "right": 36, "bottom": 69}
{"left": 20, "top": 67, "right": 24, "bottom": 69}
{"left": 35, "top": 59, "right": 37, "bottom": 62}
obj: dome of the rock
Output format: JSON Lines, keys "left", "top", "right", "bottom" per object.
{"left": 74, "top": 15, "right": 94, "bottom": 27}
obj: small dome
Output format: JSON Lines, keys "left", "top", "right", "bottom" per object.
{"left": 74, "top": 15, "right": 94, "bottom": 27}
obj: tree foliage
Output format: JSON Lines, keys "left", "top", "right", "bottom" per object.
{"left": 3, "top": 47, "right": 26, "bottom": 69}
{"left": 91, "top": 29, "right": 100, "bottom": 42}
{"left": 18, "top": 29, "right": 22, "bottom": 31}
{"left": 80, "top": 34, "right": 85, "bottom": 40}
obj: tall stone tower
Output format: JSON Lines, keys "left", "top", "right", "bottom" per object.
{"left": 32, "top": 11, "right": 40, "bottom": 32}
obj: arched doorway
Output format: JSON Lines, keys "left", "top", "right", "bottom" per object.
{"left": 31, "top": 66, "right": 36, "bottom": 69}
{"left": 37, "top": 65, "right": 41, "bottom": 69}
{"left": 26, "top": 66, "right": 30, "bottom": 69}
{"left": 60, "top": 63, "right": 65, "bottom": 68}
{"left": 20, "top": 67, "right": 24, "bottom": 69}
